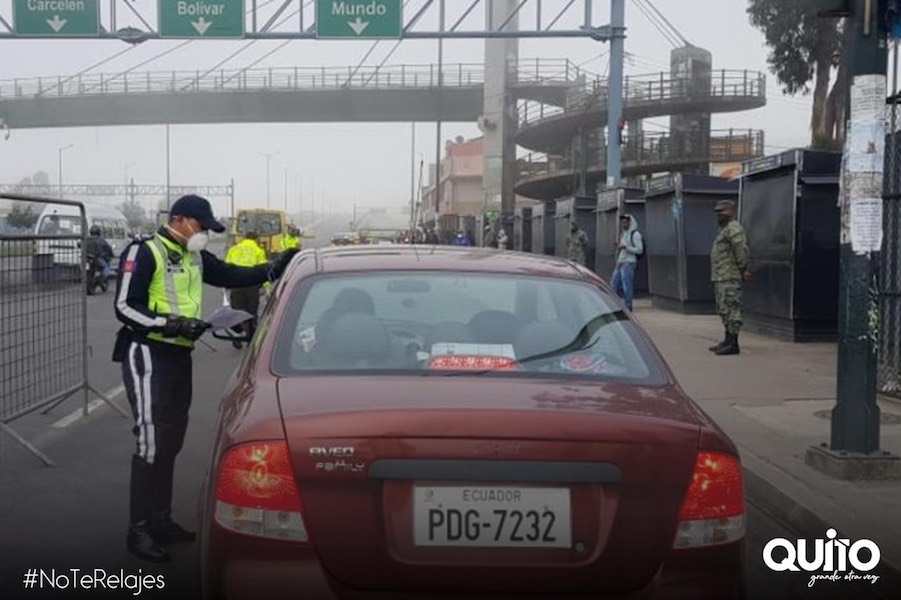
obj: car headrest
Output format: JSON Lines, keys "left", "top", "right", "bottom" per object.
{"left": 332, "top": 288, "right": 375, "bottom": 314}
{"left": 514, "top": 322, "right": 578, "bottom": 361}
{"left": 317, "top": 313, "right": 389, "bottom": 366}
{"left": 467, "top": 310, "right": 522, "bottom": 344}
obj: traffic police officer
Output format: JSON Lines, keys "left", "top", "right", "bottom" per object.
{"left": 710, "top": 200, "right": 751, "bottom": 356}
{"left": 283, "top": 225, "right": 302, "bottom": 250}
{"left": 224, "top": 230, "right": 269, "bottom": 349}
{"left": 112, "top": 195, "right": 298, "bottom": 562}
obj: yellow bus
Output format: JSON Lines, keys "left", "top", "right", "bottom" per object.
{"left": 228, "top": 208, "right": 295, "bottom": 257}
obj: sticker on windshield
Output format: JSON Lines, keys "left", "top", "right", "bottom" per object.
{"left": 430, "top": 343, "right": 516, "bottom": 359}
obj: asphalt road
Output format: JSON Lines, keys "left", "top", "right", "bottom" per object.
{"left": 0, "top": 235, "right": 889, "bottom": 600}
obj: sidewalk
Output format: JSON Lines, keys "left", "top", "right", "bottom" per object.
{"left": 632, "top": 300, "right": 901, "bottom": 593}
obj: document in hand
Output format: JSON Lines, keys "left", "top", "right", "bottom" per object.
{"left": 205, "top": 306, "right": 254, "bottom": 331}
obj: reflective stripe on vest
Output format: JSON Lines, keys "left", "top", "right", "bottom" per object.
{"left": 144, "top": 234, "right": 204, "bottom": 348}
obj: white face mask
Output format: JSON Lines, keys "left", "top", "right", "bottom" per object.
{"left": 187, "top": 230, "right": 209, "bottom": 252}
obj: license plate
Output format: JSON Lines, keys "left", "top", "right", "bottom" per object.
{"left": 412, "top": 485, "right": 571, "bottom": 548}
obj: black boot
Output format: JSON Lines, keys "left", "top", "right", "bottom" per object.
{"left": 709, "top": 331, "right": 728, "bottom": 352}
{"left": 715, "top": 333, "right": 740, "bottom": 356}
{"left": 150, "top": 511, "right": 197, "bottom": 543}
{"left": 127, "top": 521, "right": 170, "bottom": 562}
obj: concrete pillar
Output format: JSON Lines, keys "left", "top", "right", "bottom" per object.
{"left": 669, "top": 45, "right": 713, "bottom": 175}
{"left": 482, "top": 0, "right": 519, "bottom": 234}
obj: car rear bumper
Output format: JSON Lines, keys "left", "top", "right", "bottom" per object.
{"left": 201, "top": 527, "right": 743, "bottom": 600}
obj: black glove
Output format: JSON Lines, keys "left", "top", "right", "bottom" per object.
{"left": 270, "top": 248, "right": 300, "bottom": 280}
{"left": 162, "top": 315, "right": 211, "bottom": 341}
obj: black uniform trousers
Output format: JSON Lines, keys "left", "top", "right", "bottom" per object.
{"left": 229, "top": 286, "right": 261, "bottom": 335}
{"left": 122, "top": 339, "right": 192, "bottom": 525}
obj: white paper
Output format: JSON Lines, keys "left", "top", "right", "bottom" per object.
{"left": 850, "top": 198, "right": 883, "bottom": 254}
{"left": 848, "top": 118, "right": 886, "bottom": 173}
{"left": 430, "top": 343, "right": 516, "bottom": 359}
{"left": 851, "top": 75, "right": 886, "bottom": 117}
{"left": 205, "top": 306, "right": 254, "bottom": 331}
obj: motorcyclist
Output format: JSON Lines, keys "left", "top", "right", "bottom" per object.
{"left": 85, "top": 225, "right": 114, "bottom": 280}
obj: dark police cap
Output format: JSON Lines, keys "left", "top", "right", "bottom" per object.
{"left": 714, "top": 200, "right": 736, "bottom": 213}
{"left": 169, "top": 195, "right": 225, "bottom": 233}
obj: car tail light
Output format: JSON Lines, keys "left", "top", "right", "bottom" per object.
{"left": 673, "top": 451, "right": 745, "bottom": 549}
{"left": 214, "top": 441, "right": 309, "bottom": 542}
{"left": 428, "top": 355, "right": 520, "bottom": 370}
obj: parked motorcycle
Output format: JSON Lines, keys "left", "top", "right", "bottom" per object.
{"left": 85, "top": 255, "right": 108, "bottom": 295}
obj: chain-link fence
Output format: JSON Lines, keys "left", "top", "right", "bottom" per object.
{"left": 880, "top": 41, "right": 901, "bottom": 396}
{"left": 0, "top": 194, "right": 126, "bottom": 466}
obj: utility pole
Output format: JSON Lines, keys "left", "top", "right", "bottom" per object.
{"left": 435, "top": 24, "right": 444, "bottom": 217}
{"left": 57, "top": 144, "right": 74, "bottom": 198}
{"left": 165, "top": 124, "right": 171, "bottom": 208}
{"left": 606, "top": 0, "right": 626, "bottom": 189}
{"left": 807, "top": 0, "right": 900, "bottom": 479}
{"left": 260, "top": 151, "right": 279, "bottom": 208}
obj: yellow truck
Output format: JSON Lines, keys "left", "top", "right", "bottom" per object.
{"left": 228, "top": 208, "right": 297, "bottom": 257}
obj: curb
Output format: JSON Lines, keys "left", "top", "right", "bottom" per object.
{"left": 743, "top": 464, "right": 901, "bottom": 600}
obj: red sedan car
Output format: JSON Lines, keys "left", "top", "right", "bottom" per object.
{"left": 198, "top": 246, "right": 746, "bottom": 600}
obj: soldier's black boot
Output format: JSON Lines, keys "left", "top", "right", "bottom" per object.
{"left": 715, "top": 333, "right": 740, "bottom": 356}
{"left": 126, "top": 521, "right": 170, "bottom": 562}
{"left": 150, "top": 511, "right": 197, "bottom": 543}
{"left": 709, "top": 331, "right": 728, "bottom": 352}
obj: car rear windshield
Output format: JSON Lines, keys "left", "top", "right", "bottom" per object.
{"left": 273, "top": 272, "right": 666, "bottom": 383}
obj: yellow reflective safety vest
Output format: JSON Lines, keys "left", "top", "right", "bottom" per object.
{"left": 145, "top": 233, "right": 203, "bottom": 349}
{"left": 225, "top": 238, "right": 268, "bottom": 267}
{"left": 283, "top": 234, "right": 301, "bottom": 250}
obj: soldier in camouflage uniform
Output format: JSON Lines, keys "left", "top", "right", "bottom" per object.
{"left": 566, "top": 221, "right": 590, "bottom": 266}
{"left": 710, "top": 200, "right": 751, "bottom": 356}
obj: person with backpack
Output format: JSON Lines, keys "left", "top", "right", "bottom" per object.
{"left": 611, "top": 213, "right": 644, "bottom": 311}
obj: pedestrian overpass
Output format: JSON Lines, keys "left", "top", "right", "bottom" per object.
{"left": 0, "top": 60, "right": 763, "bottom": 130}
{"left": 0, "top": 60, "right": 585, "bottom": 128}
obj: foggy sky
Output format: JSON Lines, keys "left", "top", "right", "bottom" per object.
{"left": 0, "top": 0, "right": 818, "bottom": 217}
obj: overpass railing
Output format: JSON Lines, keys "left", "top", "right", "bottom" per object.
{"left": 0, "top": 58, "right": 592, "bottom": 100}
{"left": 0, "top": 195, "right": 127, "bottom": 467}
{"left": 517, "top": 69, "right": 767, "bottom": 126}
{"left": 515, "top": 128, "right": 766, "bottom": 183}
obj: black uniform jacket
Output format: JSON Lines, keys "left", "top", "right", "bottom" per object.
{"left": 113, "top": 227, "right": 272, "bottom": 350}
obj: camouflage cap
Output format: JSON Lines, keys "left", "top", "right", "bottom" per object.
{"left": 714, "top": 200, "right": 736, "bottom": 212}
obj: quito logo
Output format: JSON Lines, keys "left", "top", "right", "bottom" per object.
{"left": 763, "top": 529, "right": 881, "bottom": 587}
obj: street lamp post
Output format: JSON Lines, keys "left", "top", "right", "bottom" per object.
{"left": 259, "top": 151, "right": 279, "bottom": 208}
{"left": 57, "top": 144, "right": 74, "bottom": 197}
{"left": 124, "top": 162, "right": 136, "bottom": 185}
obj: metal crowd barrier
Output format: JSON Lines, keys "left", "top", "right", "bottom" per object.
{"left": 0, "top": 194, "right": 127, "bottom": 467}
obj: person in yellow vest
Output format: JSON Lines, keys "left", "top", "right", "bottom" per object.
{"left": 224, "top": 231, "right": 269, "bottom": 349}
{"left": 111, "top": 195, "right": 298, "bottom": 563}
{"left": 283, "top": 225, "right": 301, "bottom": 250}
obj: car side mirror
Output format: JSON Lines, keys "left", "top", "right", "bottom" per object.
{"left": 211, "top": 327, "right": 254, "bottom": 343}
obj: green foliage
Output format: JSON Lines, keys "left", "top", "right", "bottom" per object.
{"left": 747, "top": 0, "right": 843, "bottom": 95}
{"left": 119, "top": 201, "right": 147, "bottom": 230}
{"left": 5, "top": 203, "right": 38, "bottom": 230}
{"left": 748, "top": 0, "right": 848, "bottom": 149}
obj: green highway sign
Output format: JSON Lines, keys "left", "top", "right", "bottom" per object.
{"left": 158, "top": 0, "right": 245, "bottom": 39}
{"left": 13, "top": 0, "right": 100, "bottom": 36}
{"left": 316, "top": 0, "right": 402, "bottom": 39}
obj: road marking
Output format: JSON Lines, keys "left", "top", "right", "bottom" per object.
{"left": 51, "top": 384, "right": 126, "bottom": 429}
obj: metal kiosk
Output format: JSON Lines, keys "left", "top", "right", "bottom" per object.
{"left": 514, "top": 206, "right": 533, "bottom": 253}
{"left": 531, "top": 202, "right": 556, "bottom": 256}
{"left": 554, "top": 196, "right": 597, "bottom": 270}
{"left": 595, "top": 187, "right": 648, "bottom": 295}
{"left": 644, "top": 173, "right": 739, "bottom": 314}
{"left": 737, "top": 150, "right": 841, "bottom": 342}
